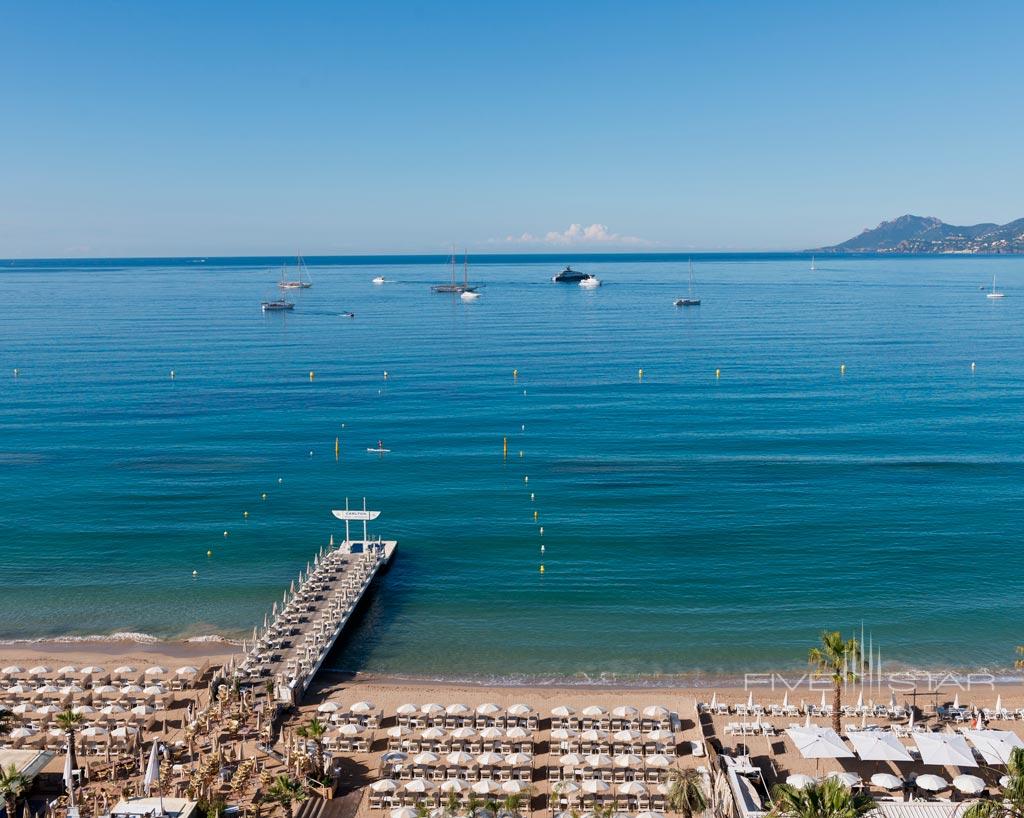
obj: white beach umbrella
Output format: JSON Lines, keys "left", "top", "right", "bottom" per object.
{"left": 913, "top": 732, "right": 978, "bottom": 768}
{"left": 635, "top": 812, "right": 665, "bottom": 818}
{"left": 996, "top": 695, "right": 1003, "bottom": 712}
{"left": 477, "top": 751, "right": 505, "bottom": 766}
{"left": 440, "top": 779, "right": 470, "bottom": 793}
{"left": 559, "top": 753, "right": 585, "bottom": 768}
{"left": 614, "top": 754, "right": 643, "bottom": 769}
{"left": 113, "top": 666, "right": 135, "bottom": 675}
{"left": 122, "top": 684, "right": 144, "bottom": 694}
{"left": 856, "top": 691, "right": 863, "bottom": 709}
{"left": 145, "top": 666, "right": 167, "bottom": 676}
{"left": 6, "top": 684, "right": 29, "bottom": 694}
{"left": 471, "top": 779, "right": 501, "bottom": 795}
{"left": 2, "top": 666, "right": 23, "bottom": 674}
{"left": 645, "top": 729, "right": 675, "bottom": 742}
{"left": 60, "top": 684, "right": 85, "bottom": 694}
{"left": 612, "top": 729, "right": 641, "bottom": 743}
{"left": 72, "top": 705, "right": 95, "bottom": 715}
{"left": 421, "top": 703, "right": 444, "bottom": 715}
{"left": 506, "top": 726, "right": 529, "bottom": 739}
{"left": 581, "top": 779, "right": 610, "bottom": 794}
{"left": 870, "top": 773, "right": 903, "bottom": 791}
{"left": 964, "top": 729, "right": 1024, "bottom": 764}
{"left": 369, "top": 780, "right": 397, "bottom": 793}
{"left": 827, "top": 772, "right": 862, "bottom": 789}
{"left": 11, "top": 703, "right": 35, "bottom": 715}
{"left": 642, "top": 705, "right": 669, "bottom": 719}
{"left": 1000, "top": 776, "right": 1012, "bottom": 788}
{"left": 57, "top": 665, "right": 77, "bottom": 675}
{"left": 480, "top": 726, "right": 504, "bottom": 740}
{"left": 381, "top": 751, "right": 408, "bottom": 763}
{"left": 317, "top": 702, "right": 340, "bottom": 713}
{"left": 28, "top": 665, "right": 50, "bottom": 675}
{"left": 396, "top": 703, "right": 418, "bottom": 716}
{"left": 339, "top": 723, "right": 364, "bottom": 737}
{"left": 37, "top": 704, "right": 62, "bottom": 715}
{"left": 585, "top": 753, "right": 613, "bottom": 768}
{"left": 80, "top": 666, "right": 104, "bottom": 675}
{"left": 710, "top": 692, "right": 717, "bottom": 708}
{"left": 785, "top": 727, "right": 855, "bottom": 759}
{"left": 915, "top": 774, "right": 949, "bottom": 792}
{"left": 143, "top": 685, "right": 165, "bottom": 695}
{"left": 10, "top": 727, "right": 37, "bottom": 739}
{"left": 501, "top": 780, "right": 529, "bottom": 794}
{"left": 446, "top": 703, "right": 470, "bottom": 715}
{"left": 550, "top": 728, "right": 577, "bottom": 741}
{"left": 175, "top": 666, "right": 199, "bottom": 677}
{"left": 404, "top": 778, "right": 435, "bottom": 794}
{"left": 617, "top": 781, "right": 647, "bottom": 796}
{"left": 582, "top": 705, "right": 607, "bottom": 718}
{"left": 111, "top": 726, "right": 138, "bottom": 739}
{"left": 81, "top": 726, "right": 108, "bottom": 738}
{"left": 413, "top": 751, "right": 439, "bottom": 765}
{"left": 508, "top": 704, "right": 532, "bottom": 717}
{"left": 847, "top": 730, "right": 913, "bottom": 762}
{"left": 552, "top": 781, "right": 580, "bottom": 795}
{"left": 820, "top": 690, "right": 827, "bottom": 709}
{"left": 477, "top": 703, "right": 501, "bottom": 716}
{"left": 953, "top": 775, "right": 986, "bottom": 795}
{"left": 747, "top": 691, "right": 754, "bottom": 709}
{"left": 580, "top": 729, "right": 607, "bottom": 742}
{"left": 421, "top": 726, "right": 445, "bottom": 740}
{"left": 505, "top": 752, "right": 532, "bottom": 767}
{"left": 611, "top": 705, "right": 638, "bottom": 719}
{"left": 351, "top": 700, "right": 374, "bottom": 714}
{"left": 391, "top": 807, "right": 419, "bottom": 818}
{"left": 446, "top": 751, "right": 475, "bottom": 766}
{"left": 782, "top": 691, "right": 789, "bottom": 708}
{"left": 645, "top": 754, "right": 673, "bottom": 768}
{"left": 100, "top": 704, "right": 126, "bottom": 715}
{"left": 953, "top": 693, "right": 960, "bottom": 709}
{"left": 37, "top": 684, "right": 59, "bottom": 693}
{"left": 451, "top": 726, "right": 477, "bottom": 739}
{"left": 551, "top": 705, "right": 575, "bottom": 718}
{"left": 786, "top": 774, "right": 817, "bottom": 789}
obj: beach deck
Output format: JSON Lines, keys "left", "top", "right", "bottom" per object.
{"left": 236, "top": 501, "right": 397, "bottom": 704}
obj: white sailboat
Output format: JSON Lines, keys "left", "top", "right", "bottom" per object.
{"left": 810, "top": 255, "right": 816, "bottom": 271}
{"left": 674, "top": 260, "right": 701, "bottom": 306}
{"left": 278, "top": 254, "right": 312, "bottom": 289}
{"left": 987, "top": 274, "right": 1005, "bottom": 299}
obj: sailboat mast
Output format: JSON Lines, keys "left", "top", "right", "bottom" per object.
{"left": 688, "top": 259, "right": 694, "bottom": 298}
{"left": 464, "top": 249, "right": 468, "bottom": 287}
{"left": 451, "top": 246, "right": 456, "bottom": 287}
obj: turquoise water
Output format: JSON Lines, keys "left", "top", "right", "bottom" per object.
{"left": 2, "top": 254, "right": 1023, "bottom": 680}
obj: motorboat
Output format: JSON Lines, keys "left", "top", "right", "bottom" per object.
{"left": 579, "top": 276, "right": 601, "bottom": 289}
{"left": 262, "top": 298, "right": 294, "bottom": 312}
{"left": 552, "top": 265, "right": 589, "bottom": 283}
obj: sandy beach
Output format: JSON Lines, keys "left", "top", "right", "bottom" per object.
{"left": 0, "top": 638, "right": 238, "bottom": 670}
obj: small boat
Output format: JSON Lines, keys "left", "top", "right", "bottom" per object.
{"left": 341, "top": 311, "right": 355, "bottom": 318}
{"left": 278, "top": 254, "right": 313, "bottom": 289}
{"left": 987, "top": 274, "right": 1005, "bottom": 299}
{"left": 372, "top": 276, "right": 387, "bottom": 285}
{"left": 432, "top": 250, "right": 477, "bottom": 294}
{"left": 262, "top": 298, "right": 294, "bottom": 312}
{"left": 367, "top": 440, "right": 390, "bottom": 454}
{"left": 674, "top": 260, "right": 701, "bottom": 306}
{"left": 552, "top": 265, "right": 589, "bottom": 283}
{"left": 810, "top": 255, "right": 816, "bottom": 272}
{"left": 579, "top": 276, "right": 601, "bottom": 289}
{"left": 460, "top": 290, "right": 480, "bottom": 301}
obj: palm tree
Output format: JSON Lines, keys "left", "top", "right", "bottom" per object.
{"left": 56, "top": 709, "right": 83, "bottom": 772}
{"left": 296, "top": 717, "right": 328, "bottom": 773}
{"left": 443, "top": 791, "right": 461, "bottom": 818}
{"left": 770, "top": 778, "right": 874, "bottom": 818}
{"left": 0, "top": 764, "right": 30, "bottom": 818}
{"left": 964, "top": 746, "right": 1024, "bottom": 818}
{"left": 664, "top": 768, "right": 709, "bottom": 818}
{"left": 809, "top": 630, "right": 861, "bottom": 733}
{"left": 265, "top": 775, "right": 307, "bottom": 818}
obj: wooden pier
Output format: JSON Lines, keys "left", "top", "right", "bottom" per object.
{"left": 235, "top": 499, "right": 396, "bottom": 704}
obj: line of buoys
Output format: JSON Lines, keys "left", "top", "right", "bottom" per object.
{"left": 335, "top": 437, "right": 340, "bottom": 460}
{"left": 539, "top": 564, "right": 545, "bottom": 574}
{"left": 503, "top": 437, "right": 508, "bottom": 458}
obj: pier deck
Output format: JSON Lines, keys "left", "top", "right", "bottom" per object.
{"left": 236, "top": 501, "right": 396, "bottom": 703}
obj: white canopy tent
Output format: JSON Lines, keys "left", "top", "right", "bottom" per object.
{"left": 785, "top": 727, "right": 855, "bottom": 759}
{"left": 847, "top": 730, "right": 913, "bottom": 762}
{"left": 912, "top": 733, "right": 978, "bottom": 768}
{"left": 963, "top": 730, "right": 1024, "bottom": 765}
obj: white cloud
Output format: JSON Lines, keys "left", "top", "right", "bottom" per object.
{"left": 496, "top": 223, "right": 650, "bottom": 247}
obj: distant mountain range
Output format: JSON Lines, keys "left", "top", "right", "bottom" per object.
{"left": 809, "top": 214, "right": 1024, "bottom": 254}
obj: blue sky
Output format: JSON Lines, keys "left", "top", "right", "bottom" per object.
{"left": 2, "top": 1, "right": 1023, "bottom": 257}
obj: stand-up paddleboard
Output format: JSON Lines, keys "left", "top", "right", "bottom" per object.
{"left": 367, "top": 440, "right": 390, "bottom": 454}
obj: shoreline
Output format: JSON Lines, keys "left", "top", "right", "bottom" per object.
{"left": 3, "top": 637, "right": 1022, "bottom": 688}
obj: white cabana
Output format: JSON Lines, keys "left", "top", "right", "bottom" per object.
{"left": 785, "top": 727, "right": 855, "bottom": 759}
{"left": 963, "top": 730, "right": 1024, "bottom": 765}
{"left": 847, "top": 730, "right": 913, "bottom": 762}
{"left": 913, "top": 733, "right": 978, "bottom": 768}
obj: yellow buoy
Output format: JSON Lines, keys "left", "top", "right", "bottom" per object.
{"left": 513, "top": 369, "right": 518, "bottom": 380}
{"left": 840, "top": 362, "right": 846, "bottom": 375}
{"left": 638, "top": 368, "right": 644, "bottom": 380}
{"left": 533, "top": 510, "right": 538, "bottom": 521}
{"left": 539, "top": 564, "right": 545, "bottom": 574}
{"left": 503, "top": 437, "right": 508, "bottom": 457}
{"left": 335, "top": 437, "right": 340, "bottom": 460}
{"left": 309, "top": 371, "right": 314, "bottom": 381}
{"left": 207, "top": 550, "right": 212, "bottom": 557}
{"left": 715, "top": 368, "right": 721, "bottom": 379}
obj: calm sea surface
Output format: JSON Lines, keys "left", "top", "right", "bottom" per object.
{"left": 2, "top": 254, "right": 1023, "bottom": 681}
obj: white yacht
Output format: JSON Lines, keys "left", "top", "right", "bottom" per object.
{"left": 987, "top": 274, "right": 1005, "bottom": 299}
